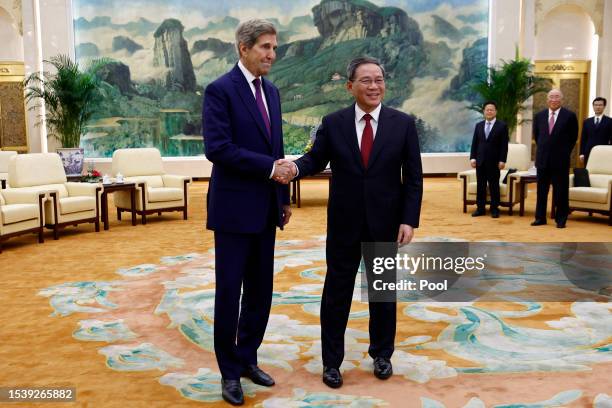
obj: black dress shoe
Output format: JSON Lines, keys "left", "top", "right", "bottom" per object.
{"left": 373, "top": 357, "right": 393, "bottom": 380}
{"left": 556, "top": 222, "right": 566, "bottom": 228}
{"left": 531, "top": 219, "right": 546, "bottom": 226}
{"left": 472, "top": 209, "right": 486, "bottom": 217}
{"left": 221, "top": 379, "right": 244, "bottom": 406}
{"left": 322, "top": 366, "right": 343, "bottom": 388}
{"left": 241, "top": 365, "right": 274, "bottom": 386}
{"left": 491, "top": 209, "right": 500, "bottom": 218}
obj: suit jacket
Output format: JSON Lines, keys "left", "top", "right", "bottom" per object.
{"left": 203, "top": 64, "right": 289, "bottom": 234}
{"left": 533, "top": 107, "right": 578, "bottom": 170}
{"left": 295, "top": 104, "right": 423, "bottom": 243}
{"left": 470, "top": 119, "right": 509, "bottom": 167}
{"left": 580, "top": 115, "right": 612, "bottom": 160}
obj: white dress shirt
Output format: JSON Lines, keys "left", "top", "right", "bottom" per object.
{"left": 355, "top": 103, "right": 381, "bottom": 148}
{"left": 548, "top": 108, "right": 559, "bottom": 126}
{"left": 594, "top": 114, "right": 603, "bottom": 125}
{"left": 484, "top": 118, "right": 496, "bottom": 138}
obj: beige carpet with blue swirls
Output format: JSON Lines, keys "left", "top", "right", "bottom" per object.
{"left": 1, "top": 179, "right": 610, "bottom": 407}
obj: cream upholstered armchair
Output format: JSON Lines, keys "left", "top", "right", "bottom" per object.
{"left": 111, "top": 148, "right": 191, "bottom": 224}
{"left": 8, "top": 153, "right": 101, "bottom": 239}
{"left": 0, "top": 188, "right": 46, "bottom": 252}
{"left": 569, "top": 145, "right": 612, "bottom": 225}
{"left": 458, "top": 143, "right": 531, "bottom": 215}
{"left": 0, "top": 151, "right": 17, "bottom": 189}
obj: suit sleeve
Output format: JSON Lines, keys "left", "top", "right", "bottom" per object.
{"left": 401, "top": 118, "right": 423, "bottom": 228}
{"left": 579, "top": 120, "right": 589, "bottom": 156}
{"left": 469, "top": 124, "right": 478, "bottom": 161}
{"left": 203, "top": 82, "right": 275, "bottom": 179}
{"left": 533, "top": 113, "right": 540, "bottom": 145}
{"left": 499, "top": 122, "right": 509, "bottom": 163}
{"left": 294, "top": 117, "right": 331, "bottom": 177}
{"left": 568, "top": 112, "right": 579, "bottom": 151}
{"left": 276, "top": 87, "right": 290, "bottom": 205}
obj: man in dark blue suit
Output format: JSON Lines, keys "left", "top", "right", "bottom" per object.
{"left": 469, "top": 101, "right": 509, "bottom": 218}
{"left": 202, "top": 19, "right": 292, "bottom": 406}
{"left": 580, "top": 97, "right": 612, "bottom": 166}
{"left": 283, "top": 57, "right": 423, "bottom": 388}
{"left": 531, "top": 88, "right": 578, "bottom": 228}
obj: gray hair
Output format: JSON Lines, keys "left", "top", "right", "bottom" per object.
{"left": 548, "top": 88, "right": 564, "bottom": 99}
{"left": 235, "top": 19, "right": 277, "bottom": 57}
{"left": 346, "top": 57, "right": 386, "bottom": 81}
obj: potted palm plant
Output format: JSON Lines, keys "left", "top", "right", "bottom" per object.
{"left": 24, "top": 55, "right": 106, "bottom": 176}
{"left": 469, "top": 49, "right": 551, "bottom": 138}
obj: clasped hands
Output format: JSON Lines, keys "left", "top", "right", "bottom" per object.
{"left": 272, "top": 159, "right": 297, "bottom": 184}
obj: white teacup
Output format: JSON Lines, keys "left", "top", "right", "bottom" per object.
{"left": 116, "top": 173, "right": 124, "bottom": 183}
{"left": 102, "top": 174, "right": 111, "bottom": 184}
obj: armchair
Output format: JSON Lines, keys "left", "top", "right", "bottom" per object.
{"left": 111, "top": 148, "right": 191, "bottom": 224}
{"left": 0, "top": 188, "right": 46, "bottom": 252}
{"left": 8, "top": 153, "right": 101, "bottom": 239}
{"left": 569, "top": 145, "right": 612, "bottom": 225}
{"left": 0, "top": 151, "right": 17, "bottom": 189}
{"left": 458, "top": 143, "right": 531, "bottom": 215}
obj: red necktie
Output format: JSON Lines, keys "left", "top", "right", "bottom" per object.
{"left": 548, "top": 111, "right": 555, "bottom": 135}
{"left": 361, "top": 113, "right": 373, "bottom": 166}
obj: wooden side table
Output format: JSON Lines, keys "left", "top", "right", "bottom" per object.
{"left": 517, "top": 174, "right": 537, "bottom": 216}
{"left": 101, "top": 182, "right": 137, "bottom": 230}
{"left": 517, "top": 174, "right": 558, "bottom": 218}
{"left": 291, "top": 169, "right": 332, "bottom": 208}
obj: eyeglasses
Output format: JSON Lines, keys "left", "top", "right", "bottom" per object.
{"left": 353, "top": 78, "right": 385, "bottom": 86}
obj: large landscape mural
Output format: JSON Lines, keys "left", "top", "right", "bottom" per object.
{"left": 73, "top": 0, "right": 489, "bottom": 157}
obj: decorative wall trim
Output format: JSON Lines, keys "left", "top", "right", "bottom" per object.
{"left": 535, "top": 0, "right": 603, "bottom": 35}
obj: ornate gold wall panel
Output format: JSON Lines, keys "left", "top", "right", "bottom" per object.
{"left": 0, "top": 62, "right": 28, "bottom": 152}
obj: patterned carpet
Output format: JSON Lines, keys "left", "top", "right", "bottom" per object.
{"left": 37, "top": 236, "right": 612, "bottom": 407}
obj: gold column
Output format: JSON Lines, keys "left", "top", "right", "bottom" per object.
{"left": 0, "top": 62, "right": 29, "bottom": 152}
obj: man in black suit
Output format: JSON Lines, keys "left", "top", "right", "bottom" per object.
{"left": 469, "top": 101, "right": 509, "bottom": 218}
{"left": 531, "top": 88, "right": 578, "bottom": 228}
{"left": 580, "top": 97, "right": 612, "bottom": 166}
{"left": 281, "top": 57, "right": 423, "bottom": 388}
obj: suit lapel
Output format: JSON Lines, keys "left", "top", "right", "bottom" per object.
{"left": 230, "top": 65, "right": 272, "bottom": 148}
{"left": 367, "top": 106, "right": 392, "bottom": 169}
{"left": 341, "top": 105, "right": 363, "bottom": 170}
{"left": 550, "top": 108, "right": 564, "bottom": 136}
{"left": 262, "top": 78, "right": 278, "bottom": 151}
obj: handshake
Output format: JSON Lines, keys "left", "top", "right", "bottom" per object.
{"left": 272, "top": 159, "right": 297, "bottom": 184}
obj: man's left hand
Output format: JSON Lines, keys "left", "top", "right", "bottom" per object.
{"left": 498, "top": 161, "right": 506, "bottom": 170}
{"left": 397, "top": 224, "right": 414, "bottom": 246}
{"left": 282, "top": 205, "right": 292, "bottom": 226}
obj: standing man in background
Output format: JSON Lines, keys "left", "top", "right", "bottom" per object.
{"left": 531, "top": 88, "right": 578, "bottom": 229}
{"left": 469, "top": 101, "right": 509, "bottom": 218}
{"left": 580, "top": 97, "right": 611, "bottom": 166}
{"left": 203, "top": 19, "right": 293, "bottom": 406}
{"left": 281, "top": 57, "right": 423, "bottom": 389}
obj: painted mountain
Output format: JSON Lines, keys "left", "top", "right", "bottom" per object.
{"left": 73, "top": 0, "right": 488, "bottom": 157}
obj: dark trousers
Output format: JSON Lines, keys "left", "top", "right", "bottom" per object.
{"left": 321, "top": 228, "right": 396, "bottom": 369}
{"left": 536, "top": 167, "right": 569, "bottom": 223}
{"left": 476, "top": 165, "right": 500, "bottom": 210}
{"left": 213, "top": 223, "right": 276, "bottom": 380}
